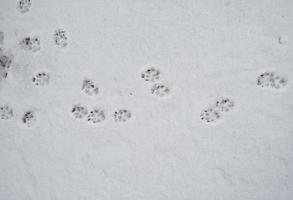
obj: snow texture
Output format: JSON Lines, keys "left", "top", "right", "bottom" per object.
{"left": 0, "top": 0, "right": 293, "bottom": 200}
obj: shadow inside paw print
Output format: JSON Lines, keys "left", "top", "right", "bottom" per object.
{"left": 113, "top": 109, "right": 132, "bottom": 123}
{"left": 17, "top": 0, "right": 32, "bottom": 13}
{"left": 0, "top": 53, "right": 13, "bottom": 79}
{"left": 87, "top": 109, "right": 106, "bottom": 124}
{"left": 0, "top": 105, "right": 13, "bottom": 120}
{"left": 54, "top": 28, "right": 68, "bottom": 48}
{"left": 32, "top": 72, "right": 50, "bottom": 86}
{"left": 141, "top": 67, "right": 160, "bottom": 82}
{"left": 19, "top": 36, "right": 40, "bottom": 52}
{"left": 71, "top": 105, "right": 88, "bottom": 119}
{"left": 215, "top": 98, "right": 234, "bottom": 113}
{"left": 151, "top": 83, "right": 171, "bottom": 98}
{"left": 200, "top": 107, "right": 221, "bottom": 124}
{"left": 22, "top": 111, "right": 36, "bottom": 127}
{"left": 257, "top": 72, "right": 288, "bottom": 89}
{"left": 81, "top": 79, "right": 99, "bottom": 96}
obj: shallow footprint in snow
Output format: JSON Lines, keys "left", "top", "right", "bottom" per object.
{"left": 0, "top": 105, "right": 14, "bottom": 120}
{"left": 19, "top": 35, "right": 40, "bottom": 53}
{"left": 17, "top": 0, "right": 32, "bottom": 14}
{"left": 54, "top": 28, "right": 68, "bottom": 48}
{"left": 0, "top": 32, "right": 3, "bottom": 44}
{"left": 200, "top": 107, "right": 221, "bottom": 124}
{"left": 71, "top": 104, "right": 88, "bottom": 119}
{"left": 150, "top": 83, "right": 171, "bottom": 98}
{"left": 257, "top": 71, "right": 288, "bottom": 90}
{"left": 113, "top": 109, "right": 132, "bottom": 123}
{"left": 141, "top": 67, "right": 161, "bottom": 82}
{"left": 32, "top": 72, "right": 50, "bottom": 86}
{"left": 87, "top": 108, "right": 106, "bottom": 124}
{"left": 215, "top": 98, "right": 235, "bottom": 113}
{"left": 22, "top": 111, "right": 36, "bottom": 127}
{"left": 0, "top": 52, "right": 13, "bottom": 80}
{"left": 81, "top": 79, "right": 99, "bottom": 97}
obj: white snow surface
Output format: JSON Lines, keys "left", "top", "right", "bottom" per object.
{"left": 0, "top": 0, "right": 293, "bottom": 199}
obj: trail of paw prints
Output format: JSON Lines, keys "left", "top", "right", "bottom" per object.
{"left": 140, "top": 66, "right": 172, "bottom": 99}
{"left": 70, "top": 104, "right": 107, "bottom": 126}
{"left": 54, "top": 28, "right": 68, "bottom": 48}
{"left": 17, "top": 0, "right": 32, "bottom": 14}
{"left": 32, "top": 72, "right": 50, "bottom": 86}
{"left": 19, "top": 35, "right": 40, "bottom": 53}
{"left": 113, "top": 109, "right": 132, "bottom": 123}
{"left": 0, "top": 105, "right": 14, "bottom": 120}
{"left": 200, "top": 97, "right": 235, "bottom": 124}
{"left": 81, "top": 79, "right": 99, "bottom": 97}
{"left": 22, "top": 110, "right": 36, "bottom": 127}
{"left": 257, "top": 71, "right": 288, "bottom": 90}
{"left": 0, "top": 51, "right": 13, "bottom": 80}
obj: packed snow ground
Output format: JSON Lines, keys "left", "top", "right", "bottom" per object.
{"left": 0, "top": 0, "right": 293, "bottom": 199}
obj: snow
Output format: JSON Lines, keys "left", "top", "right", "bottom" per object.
{"left": 0, "top": 0, "right": 293, "bottom": 199}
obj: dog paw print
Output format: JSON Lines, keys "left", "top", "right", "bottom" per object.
{"left": 54, "top": 28, "right": 68, "bottom": 48}
{"left": 71, "top": 104, "right": 88, "bottom": 119}
{"left": 113, "top": 109, "right": 132, "bottom": 123}
{"left": 257, "top": 72, "right": 288, "bottom": 89}
{"left": 32, "top": 72, "right": 50, "bottom": 86}
{"left": 141, "top": 67, "right": 160, "bottom": 82}
{"left": 200, "top": 107, "right": 221, "bottom": 124}
{"left": 81, "top": 79, "right": 99, "bottom": 96}
{"left": 17, "top": 0, "right": 31, "bottom": 13}
{"left": 22, "top": 111, "right": 36, "bottom": 127}
{"left": 0, "top": 53, "right": 13, "bottom": 79}
{"left": 19, "top": 35, "right": 40, "bottom": 52}
{"left": 87, "top": 109, "right": 106, "bottom": 124}
{"left": 215, "top": 98, "right": 235, "bottom": 113}
{"left": 0, "top": 105, "right": 13, "bottom": 120}
{"left": 151, "top": 83, "right": 171, "bottom": 98}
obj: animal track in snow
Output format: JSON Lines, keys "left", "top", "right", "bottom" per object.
{"left": 113, "top": 109, "right": 132, "bottom": 123}
{"left": 0, "top": 105, "right": 14, "bottom": 120}
{"left": 17, "top": 0, "right": 32, "bottom": 14}
{"left": 32, "top": 72, "right": 50, "bottom": 86}
{"left": 54, "top": 28, "right": 68, "bottom": 48}
{"left": 81, "top": 79, "right": 99, "bottom": 96}
{"left": 87, "top": 108, "right": 106, "bottom": 124}
{"left": 141, "top": 67, "right": 161, "bottom": 82}
{"left": 22, "top": 111, "right": 36, "bottom": 127}
{"left": 200, "top": 107, "right": 221, "bottom": 124}
{"left": 71, "top": 104, "right": 88, "bottom": 119}
{"left": 150, "top": 83, "right": 171, "bottom": 98}
{"left": 0, "top": 52, "right": 13, "bottom": 80}
{"left": 19, "top": 35, "right": 40, "bottom": 52}
{"left": 257, "top": 71, "right": 288, "bottom": 90}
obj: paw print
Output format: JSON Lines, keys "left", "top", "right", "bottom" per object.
{"left": 81, "top": 79, "right": 99, "bottom": 96}
{"left": 151, "top": 83, "right": 171, "bottom": 98}
{"left": 0, "top": 105, "right": 13, "bottom": 120}
{"left": 32, "top": 72, "right": 50, "bottom": 86}
{"left": 215, "top": 98, "right": 234, "bottom": 112}
{"left": 141, "top": 67, "right": 160, "bottom": 82}
{"left": 17, "top": 0, "right": 32, "bottom": 13}
{"left": 54, "top": 28, "right": 68, "bottom": 48}
{"left": 257, "top": 72, "right": 288, "bottom": 89}
{"left": 113, "top": 109, "right": 132, "bottom": 123}
{"left": 19, "top": 36, "right": 40, "bottom": 52}
{"left": 0, "top": 54, "right": 13, "bottom": 70}
{"left": 200, "top": 107, "right": 221, "bottom": 124}
{"left": 71, "top": 105, "right": 88, "bottom": 119}
{"left": 22, "top": 111, "right": 36, "bottom": 127}
{"left": 87, "top": 109, "right": 106, "bottom": 124}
